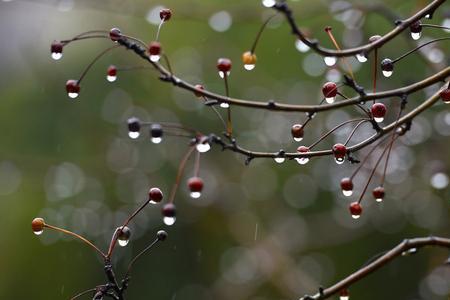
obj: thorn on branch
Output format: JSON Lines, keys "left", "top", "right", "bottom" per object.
{"left": 344, "top": 75, "right": 366, "bottom": 96}
{"left": 394, "top": 19, "right": 403, "bottom": 26}
{"left": 244, "top": 156, "right": 254, "bottom": 166}
{"left": 267, "top": 99, "right": 276, "bottom": 109}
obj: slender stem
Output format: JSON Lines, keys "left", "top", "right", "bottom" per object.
{"left": 202, "top": 96, "right": 228, "bottom": 131}
{"left": 193, "top": 150, "right": 201, "bottom": 177}
{"left": 78, "top": 45, "right": 120, "bottom": 84}
{"left": 324, "top": 27, "right": 355, "bottom": 80}
{"left": 223, "top": 74, "right": 233, "bottom": 136}
{"left": 168, "top": 146, "right": 196, "bottom": 203}
{"left": 156, "top": 20, "right": 165, "bottom": 41}
{"left": 121, "top": 34, "right": 148, "bottom": 49}
{"left": 344, "top": 120, "right": 369, "bottom": 146}
{"left": 125, "top": 238, "right": 160, "bottom": 278}
{"left": 250, "top": 14, "right": 277, "bottom": 53}
{"left": 373, "top": 48, "right": 378, "bottom": 95}
{"left": 44, "top": 224, "right": 106, "bottom": 258}
{"left": 392, "top": 37, "right": 450, "bottom": 63}
{"left": 61, "top": 35, "right": 109, "bottom": 44}
{"left": 70, "top": 288, "right": 97, "bottom": 300}
{"left": 421, "top": 23, "right": 450, "bottom": 30}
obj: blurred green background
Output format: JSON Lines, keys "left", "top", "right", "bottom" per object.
{"left": 0, "top": 0, "right": 449, "bottom": 299}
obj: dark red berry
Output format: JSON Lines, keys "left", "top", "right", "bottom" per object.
{"left": 109, "top": 28, "right": 122, "bottom": 41}
{"left": 410, "top": 20, "right": 422, "bottom": 33}
{"left": 187, "top": 177, "right": 204, "bottom": 192}
{"left": 440, "top": 88, "right": 450, "bottom": 103}
{"left": 127, "top": 117, "right": 141, "bottom": 132}
{"left": 150, "top": 123, "right": 163, "bottom": 138}
{"left": 322, "top": 82, "right": 338, "bottom": 98}
{"left": 149, "top": 41, "right": 161, "bottom": 56}
{"left": 51, "top": 41, "right": 63, "bottom": 54}
{"left": 117, "top": 226, "right": 131, "bottom": 241}
{"left": 340, "top": 178, "right": 353, "bottom": 191}
{"left": 162, "top": 203, "right": 176, "bottom": 217}
{"left": 149, "top": 187, "right": 163, "bottom": 203}
{"left": 217, "top": 58, "right": 232, "bottom": 72}
{"left": 332, "top": 143, "right": 347, "bottom": 159}
{"left": 107, "top": 65, "right": 117, "bottom": 76}
{"left": 340, "top": 289, "right": 349, "bottom": 297}
{"left": 372, "top": 186, "right": 385, "bottom": 200}
{"left": 349, "top": 202, "right": 362, "bottom": 217}
{"left": 297, "top": 145, "right": 309, "bottom": 153}
{"left": 291, "top": 124, "right": 304, "bottom": 139}
{"left": 160, "top": 8, "right": 172, "bottom": 21}
{"left": 371, "top": 103, "right": 387, "bottom": 119}
{"left": 157, "top": 230, "right": 168, "bottom": 241}
{"left": 381, "top": 58, "right": 394, "bottom": 72}
{"left": 65, "top": 80, "right": 80, "bottom": 94}
{"left": 194, "top": 84, "right": 204, "bottom": 97}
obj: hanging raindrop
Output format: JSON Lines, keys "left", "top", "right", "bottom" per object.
{"left": 356, "top": 53, "right": 367, "bottom": 63}
{"left": 220, "top": 102, "right": 229, "bottom": 108}
{"left": 335, "top": 157, "right": 345, "bottom": 164}
{"left": 196, "top": 142, "right": 211, "bottom": 153}
{"left": 324, "top": 56, "right": 337, "bottom": 66}
{"left": 274, "top": 157, "right": 285, "bottom": 164}
{"left": 411, "top": 32, "right": 421, "bottom": 40}
{"left": 295, "top": 39, "right": 310, "bottom": 53}
{"left": 244, "top": 64, "right": 255, "bottom": 71}
{"left": 343, "top": 190, "right": 353, "bottom": 197}
{"left": 117, "top": 226, "right": 131, "bottom": 247}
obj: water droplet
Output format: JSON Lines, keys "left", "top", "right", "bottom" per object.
{"left": 190, "top": 191, "right": 201, "bottom": 199}
{"left": 411, "top": 32, "right": 421, "bottom": 40}
{"left": 219, "top": 71, "right": 231, "bottom": 78}
{"left": 220, "top": 102, "right": 229, "bottom": 108}
{"left": 356, "top": 53, "right": 367, "bottom": 63}
{"left": 151, "top": 137, "right": 162, "bottom": 144}
{"left": 164, "top": 216, "right": 176, "bottom": 226}
{"left": 262, "top": 0, "right": 276, "bottom": 7}
{"left": 351, "top": 214, "right": 360, "bottom": 219}
{"left": 325, "top": 97, "right": 335, "bottom": 104}
{"left": 343, "top": 190, "right": 353, "bottom": 197}
{"left": 382, "top": 70, "right": 393, "bottom": 77}
{"left": 196, "top": 143, "right": 211, "bottom": 153}
{"left": 295, "top": 39, "right": 310, "bottom": 53}
{"left": 295, "top": 157, "right": 309, "bottom": 165}
{"left": 374, "top": 117, "right": 384, "bottom": 123}
{"left": 324, "top": 56, "right": 337, "bottom": 66}
{"left": 335, "top": 157, "right": 345, "bottom": 164}
{"left": 274, "top": 157, "right": 285, "bottom": 164}
{"left": 244, "top": 64, "right": 255, "bottom": 71}
{"left": 293, "top": 137, "right": 303, "bottom": 142}
{"left": 340, "top": 296, "right": 349, "bottom": 300}
{"left": 150, "top": 55, "right": 160, "bottom": 62}
{"left": 68, "top": 92, "right": 79, "bottom": 99}
{"left": 106, "top": 75, "right": 117, "bottom": 82}
{"left": 425, "top": 14, "right": 431, "bottom": 19}
{"left": 128, "top": 131, "right": 140, "bottom": 139}
{"left": 118, "top": 239, "right": 129, "bottom": 247}
{"left": 51, "top": 52, "right": 63, "bottom": 60}
{"left": 33, "top": 230, "right": 43, "bottom": 236}
{"left": 401, "top": 248, "right": 418, "bottom": 256}
{"left": 375, "top": 198, "right": 383, "bottom": 203}
{"left": 149, "top": 200, "right": 158, "bottom": 204}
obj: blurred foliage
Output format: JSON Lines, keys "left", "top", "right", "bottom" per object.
{"left": 0, "top": 0, "right": 449, "bottom": 299}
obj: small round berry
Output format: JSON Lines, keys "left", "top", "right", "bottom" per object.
{"left": 381, "top": 58, "right": 394, "bottom": 77}
{"left": 291, "top": 124, "right": 304, "bottom": 141}
{"left": 107, "top": 65, "right": 117, "bottom": 77}
{"left": 66, "top": 80, "right": 80, "bottom": 98}
{"left": 322, "top": 82, "right": 338, "bottom": 98}
{"left": 349, "top": 202, "right": 362, "bottom": 219}
{"left": 117, "top": 226, "right": 131, "bottom": 246}
{"left": 242, "top": 51, "right": 257, "bottom": 65}
{"left": 371, "top": 102, "right": 387, "bottom": 121}
{"left": 149, "top": 41, "right": 161, "bottom": 56}
{"left": 340, "top": 289, "right": 349, "bottom": 298}
{"left": 440, "top": 88, "right": 450, "bottom": 104}
{"left": 188, "top": 177, "right": 204, "bottom": 192}
{"left": 194, "top": 84, "right": 204, "bottom": 97}
{"left": 217, "top": 58, "right": 232, "bottom": 73}
{"left": 32, "top": 218, "right": 45, "bottom": 234}
{"left": 109, "top": 28, "right": 122, "bottom": 41}
{"left": 150, "top": 123, "right": 163, "bottom": 138}
{"left": 50, "top": 41, "right": 64, "bottom": 60}
{"left": 410, "top": 20, "right": 422, "bottom": 33}
{"left": 332, "top": 143, "right": 347, "bottom": 159}
{"left": 372, "top": 186, "right": 385, "bottom": 202}
{"left": 157, "top": 230, "right": 168, "bottom": 241}
{"left": 160, "top": 8, "right": 172, "bottom": 21}
{"left": 162, "top": 203, "right": 176, "bottom": 217}
{"left": 296, "top": 145, "right": 310, "bottom": 164}
{"left": 149, "top": 187, "right": 163, "bottom": 203}
{"left": 340, "top": 178, "right": 353, "bottom": 191}
{"left": 127, "top": 117, "right": 141, "bottom": 132}
{"left": 297, "top": 145, "right": 309, "bottom": 153}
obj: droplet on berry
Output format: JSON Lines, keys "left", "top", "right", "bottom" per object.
{"left": 109, "top": 28, "right": 122, "bottom": 42}
{"left": 106, "top": 65, "right": 117, "bottom": 82}
{"left": 410, "top": 21, "right": 422, "bottom": 40}
{"left": 349, "top": 202, "right": 362, "bottom": 219}
{"left": 340, "top": 177, "right": 353, "bottom": 197}
{"left": 274, "top": 157, "right": 285, "bottom": 164}
{"left": 157, "top": 230, "right": 168, "bottom": 241}
{"left": 291, "top": 124, "right": 304, "bottom": 142}
{"left": 339, "top": 289, "right": 349, "bottom": 300}
{"left": 381, "top": 58, "right": 394, "bottom": 77}
{"left": 117, "top": 226, "right": 131, "bottom": 247}
{"left": 196, "top": 136, "right": 211, "bottom": 153}
{"left": 50, "top": 41, "right": 63, "bottom": 60}
{"left": 296, "top": 146, "right": 310, "bottom": 165}
{"left": 149, "top": 187, "right": 163, "bottom": 204}
{"left": 356, "top": 53, "right": 367, "bottom": 63}
{"left": 162, "top": 203, "right": 176, "bottom": 226}
{"left": 324, "top": 56, "right": 337, "bottom": 66}
{"left": 372, "top": 186, "right": 385, "bottom": 203}
{"left": 65, "top": 80, "right": 80, "bottom": 99}
{"left": 160, "top": 8, "right": 172, "bottom": 21}
{"left": 242, "top": 51, "right": 257, "bottom": 71}
{"left": 371, "top": 102, "right": 387, "bottom": 123}
{"left": 149, "top": 41, "right": 161, "bottom": 62}
{"left": 127, "top": 117, "right": 141, "bottom": 139}
{"left": 150, "top": 123, "right": 163, "bottom": 144}
{"left": 217, "top": 58, "right": 232, "bottom": 78}
{"left": 188, "top": 177, "right": 203, "bottom": 199}
{"left": 332, "top": 143, "right": 347, "bottom": 165}
{"left": 32, "top": 218, "right": 45, "bottom": 235}
{"left": 322, "top": 82, "right": 338, "bottom": 104}
{"left": 439, "top": 88, "right": 450, "bottom": 104}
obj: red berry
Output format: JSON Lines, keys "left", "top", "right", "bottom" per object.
{"left": 381, "top": 58, "right": 394, "bottom": 72}
{"left": 162, "top": 203, "right": 176, "bottom": 217}
{"left": 160, "top": 8, "right": 172, "bottom": 21}
{"left": 107, "top": 65, "right": 117, "bottom": 76}
{"left": 332, "top": 143, "right": 347, "bottom": 159}
{"left": 349, "top": 202, "right": 362, "bottom": 218}
{"left": 410, "top": 20, "right": 422, "bottom": 33}
{"left": 322, "top": 82, "right": 337, "bottom": 98}
{"left": 340, "top": 178, "right": 353, "bottom": 191}
{"left": 297, "top": 145, "right": 309, "bottom": 153}
{"left": 217, "top": 58, "right": 232, "bottom": 72}
{"left": 51, "top": 41, "right": 63, "bottom": 54}
{"left": 109, "top": 28, "right": 122, "bottom": 41}
{"left": 149, "top": 41, "right": 161, "bottom": 56}
{"left": 440, "top": 88, "right": 450, "bottom": 103}
{"left": 340, "top": 289, "right": 349, "bottom": 297}
{"left": 194, "top": 84, "right": 204, "bottom": 97}
{"left": 371, "top": 103, "right": 387, "bottom": 119}
{"left": 187, "top": 177, "right": 203, "bottom": 192}
{"left": 372, "top": 186, "right": 385, "bottom": 201}
{"left": 291, "top": 124, "right": 304, "bottom": 139}
{"left": 32, "top": 218, "right": 45, "bottom": 233}
{"left": 65, "top": 80, "right": 80, "bottom": 94}
{"left": 149, "top": 187, "right": 163, "bottom": 203}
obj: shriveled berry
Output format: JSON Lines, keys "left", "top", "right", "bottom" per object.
{"left": 109, "top": 28, "right": 122, "bottom": 41}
